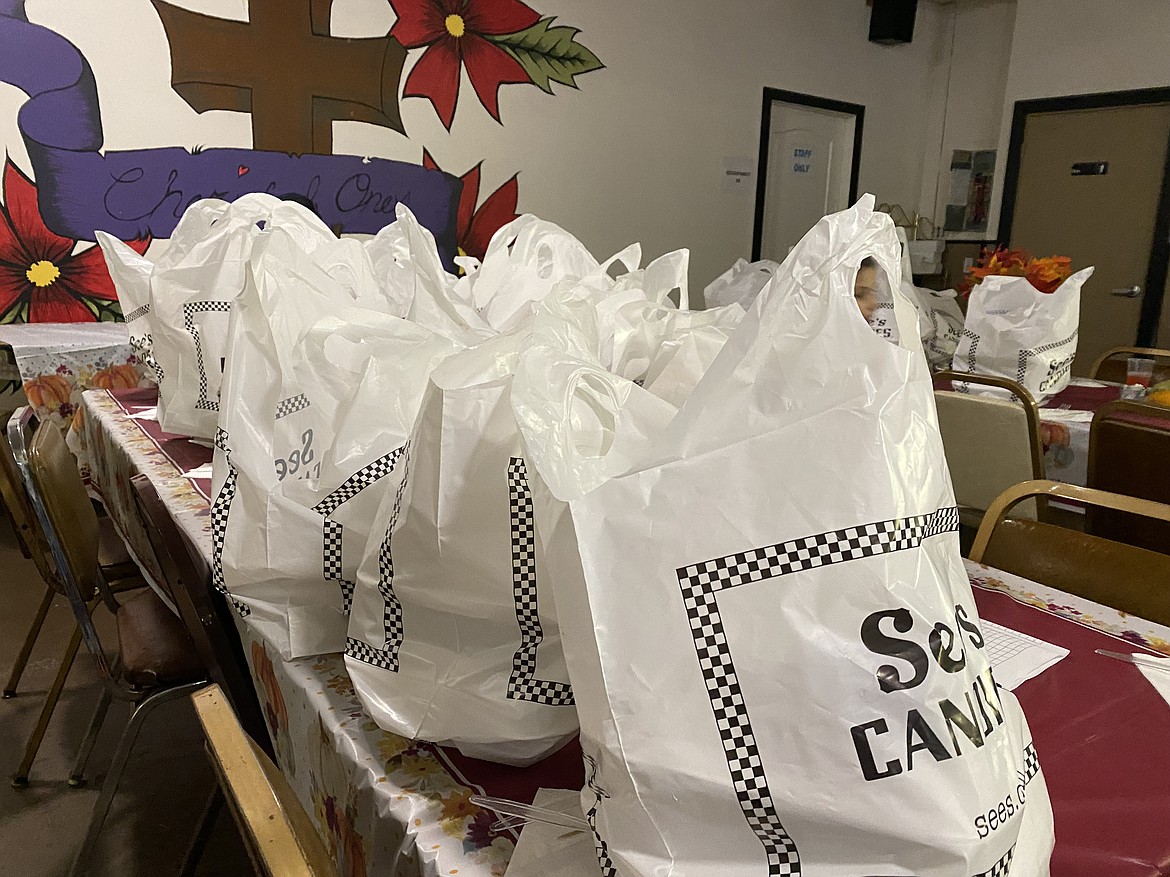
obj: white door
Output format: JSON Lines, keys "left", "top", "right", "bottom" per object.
{"left": 758, "top": 99, "right": 860, "bottom": 261}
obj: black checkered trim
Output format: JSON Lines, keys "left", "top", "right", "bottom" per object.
{"left": 210, "top": 429, "right": 250, "bottom": 618}
{"left": 124, "top": 303, "right": 151, "bottom": 323}
{"left": 505, "top": 458, "right": 574, "bottom": 706}
{"left": 313, "top": 446, "right": 406, "bottom": 614}
{"left": 1017, "top": 331, "right": 1077, "bottom": 393}
{"left": 965, "top": 742, "right": 1042, "bottom": 877}
{"left": 675, "top": 507, "right": 960, "bottom": 876}
{"left": 955, "top": 328, "right": 981, "bottom": 394}
{"left": 275, "top": 394, "right": 310, "bottom": 420}
{"left": 344, "top": 637, "right": 396, "bottom": 672}
{"left": 182, "top": 300, "right": 233, "bottom": 412}
{"left": 1020, "top": 742, "right": 1039, "bottom": 784}
{"left": 583, "top": 752, "right": 617, "bottom": 877}
{"left": 344, "top": 444, "right": 412, "bottom": 672}
{"left": 975, "top": 846, "right": 1014, "bottom": 877}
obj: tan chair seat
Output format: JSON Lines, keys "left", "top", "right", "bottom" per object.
{"left": 116, "top": 589, "right": 203, "bottom": 687}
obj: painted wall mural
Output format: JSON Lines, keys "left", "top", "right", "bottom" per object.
{"left": 0, "top": 0, "right": 602, "bottom": 321}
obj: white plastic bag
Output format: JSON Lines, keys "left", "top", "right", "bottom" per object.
{"left": 211, "top": 214, "right": 455, "bottom": 659}
{"left": 953, "top": 269, "right": 1091, "bottom": 402}
{"left": 892, "top": 229, "right": 965, "bottom": 372}
{"left": 702, "top": 258, "right": 779, "bottom": 309}
{"left": 97, "top": 233, "right": 162, "bottom": 386}
{"left": 515, "top": 196, "right": 1053, "bottom": 876}
{"left": 344, "top": 233, "right": 681, "bottom": 765}
{"left": 915, "top": 286, "right": 966, "bottom": 371}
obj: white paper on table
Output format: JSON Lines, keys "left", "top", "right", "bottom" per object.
{"left": 982, "top": 620, "right": 1070, "bottom": 690}
{"left": 182, "top": 463, "right": 213, "bottom": 480}
{"left": 127, "top": 407, "right": 158, "bottom": 421}
{"left": 1067, "top": 377, "right": 1111, "bottom": 388}
{"left": 505, "top": 789, "right": 601, "bottom": 877}
{"left": 1038, "top": 408, "right": 1094, "bottom": 423}
{"left": 1131, "top": 655, "right": 1170, "bottom": 708}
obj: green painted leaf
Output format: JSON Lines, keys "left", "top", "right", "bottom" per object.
{"left": 489, "top": 18, "right": 604, "bottom": 95}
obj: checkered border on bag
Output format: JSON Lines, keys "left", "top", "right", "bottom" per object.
{"left": 976, "top": 847, "right": 1014, "bottom": 877}
{"left": 1016, "top": 331, "right": 1077, "bottom": 389}
{"left": 124, "top": 303, "right": 151, "bottom": 323}
{"left": 344, "top": 443, "right": 412, "bottom": 673}
{"left": 675, "top": 507, "right": 960, "bottom": 876}
{"left": 505, "top": 458, "right": 575, "bottom": 706}
{"left": 583, "top": 752, "right": 617, "bottom": 877}
{"left": 966, "top": 743, "right": 1041, "bottom": 876}
{"left": 275, "top": 394, "right": 310, "bottom": 420}
{"left": 312, "top": 446, "right": 407, "bottom": 615}
{"left": 182, "top": 301, "right": 233, "bottom": 412}
{"left": 210, "top": 428, "right": 250, "bottom": 617}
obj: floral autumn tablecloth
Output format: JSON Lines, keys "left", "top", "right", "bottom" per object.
{"left": 0, "top": 322, "right": 154, "bottom": 478}
{"left": 965, "top": 559, "right": 1170, "bottom": 656}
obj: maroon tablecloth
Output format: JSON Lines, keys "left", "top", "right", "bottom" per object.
{"left": 1042, "top": 383, "right": 1122, "bottom": 412}
{"left": 974, "top": 585, "right": 1170, "bottom": 877}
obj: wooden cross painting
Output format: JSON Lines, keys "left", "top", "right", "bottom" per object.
{"left": 152, "top": 0, "right": 407, "bottom": 155}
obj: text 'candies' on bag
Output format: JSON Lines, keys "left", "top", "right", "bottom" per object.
{"left": 953, "top": 269, "right": 1093, "bottom": 403}
{"left": 211, "top": 208, "right": 456, "bottom": 660}
{"left": 515, "top": 196, "right": 1054, "bottom": 876}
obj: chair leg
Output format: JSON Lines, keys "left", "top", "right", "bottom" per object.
{"left": 68, "top": 681, "right": 207, "bottom": 877}
{"left": 179, "top": 784, "right": 225, "bottom": 877}
{"left": 11, "top": 624, "right": 82, "bottom": 789}
{"left": 67, "top": 687, "right": 114, "bottom": 788}
{"left": 3, "top": 585, "right": 55, "bottom": 698}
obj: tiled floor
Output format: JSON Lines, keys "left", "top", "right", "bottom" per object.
{"left": 0, "top": 525, "right": 255, "bottom": 876}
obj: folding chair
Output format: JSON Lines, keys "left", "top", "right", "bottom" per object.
{"left": 9, "top": 407, "right": 208, "bottom": 875}
{"left": 1086, "top": 400, "right": 1170, "bottom": 555}
{"left": 1090, "top": 346, "right": 1170, "bottom": 385}
{"left": 970, "top": 480, "right": 1170, "bottom": 626}
{"left": 1, "top": 417, "right": 144, "bottom": 788}
{"left": 932, "top": 370, "right": 1045, "bottom": 532}
{"left": 192, "top": 684, "right": 334, "bottom": 877}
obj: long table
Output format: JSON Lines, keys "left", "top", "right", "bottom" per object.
{"left": 82, "top": 387, "right": 1170, "bottom": 877}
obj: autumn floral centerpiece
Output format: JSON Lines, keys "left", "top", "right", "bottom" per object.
{"left": 959, "top": 247, "right": 1073, "bottom": 298}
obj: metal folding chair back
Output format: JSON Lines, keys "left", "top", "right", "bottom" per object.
{"left": 1090, "top": 346, "right": 1170, "bottom": 385}
{"left": 971, "top": 480, "right": 1170, "bottom": 626}
{"left": 932, "top": 370, "right": 1044, "bottom": 526}
{"left": 192, "top": 684, "right": 334, "bottom": 877}
{"left": 130, "top": 473, "right": 273, "bottom": 756}
{"left": 1087, "top": 400, "right": 1170, "bottom": 555}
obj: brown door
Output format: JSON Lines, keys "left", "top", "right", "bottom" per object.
{"left": 1008, "top": 102, "right": 1170, "bottom": 375}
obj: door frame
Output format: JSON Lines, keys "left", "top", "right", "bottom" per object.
{"left": 999, "top": 87, "right": 1170, "bottom": 346}
{"left": 751, "top": 88, "right": 865, "bottom": 261}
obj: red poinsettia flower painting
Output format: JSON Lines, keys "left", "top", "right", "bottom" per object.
{"left": 390, "top": 0, "right": 603, "bottom": 130}
{"left": 424, "top": 150, "right": 518, "bottom": 261}
{"left": 0, "top": 158, "right": 150, "bottom": 323}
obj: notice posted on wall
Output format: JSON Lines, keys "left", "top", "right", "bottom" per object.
{"left": 945, "top": 149, "right": 996, "bottom": 233}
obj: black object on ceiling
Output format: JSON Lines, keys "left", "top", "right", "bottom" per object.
{"left": 869, "top": 0, "right": 918, "bottom": 45}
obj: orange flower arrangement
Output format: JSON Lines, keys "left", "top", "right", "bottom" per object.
{"left": 960, "top": 247, "right": 1073, "bottom": 296}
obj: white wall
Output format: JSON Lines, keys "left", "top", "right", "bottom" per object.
{"left": 916, "top": 0, "right": 1017, "bottom": 237}
{"left": 988, "top": 0, "right": 1170, "bottom": 235}
{"left": 0, "top": 0, "right": 951, "bottom": 292}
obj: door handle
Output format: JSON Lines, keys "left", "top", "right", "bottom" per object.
{"left": 1111, "top": 286, "right": 1142, "bottom": 298}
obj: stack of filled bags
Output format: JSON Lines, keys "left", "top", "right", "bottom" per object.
{"left": 101, "top": 192, "right": 1055, "bottom": 875}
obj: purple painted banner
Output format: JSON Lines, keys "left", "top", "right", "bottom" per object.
{"left": 0, "top": 1, "right": 461, "bottom": 261}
